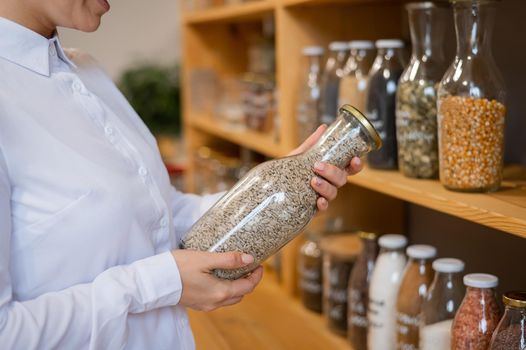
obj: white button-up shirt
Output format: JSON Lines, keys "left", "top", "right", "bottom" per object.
{"left": 0, "top": 17, "right": 222, "bottom": 349}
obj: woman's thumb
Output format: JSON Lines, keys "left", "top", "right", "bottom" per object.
{"left": 205, "top": 252, "right": 254, "bottom": 270}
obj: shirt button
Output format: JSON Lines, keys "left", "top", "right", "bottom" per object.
{"left": 105, "top": 126, "right": 114, "bottom": 136}
{"left": 49, "top": 44, "right": 56, "bottom": 56}
{"left": 72, "top": 81, "right": 82, "bottom": 93}
{"left": 160, "top": 217, "right": 168, "bottom": 228}
{"left": 138, "top": 167, "right": 148, "bottom": 177}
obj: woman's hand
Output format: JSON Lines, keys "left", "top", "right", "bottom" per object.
{"left": 171, "top": 250, "right": 263, "bottom": 312}
{"left": 288, "top": 124, "right": 363, "bottom": 211}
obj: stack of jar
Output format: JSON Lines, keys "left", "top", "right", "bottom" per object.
{"left": 298, "top": 232, "right": 525, "bottom": 349}
{"left": 295, "top": 39, "right": 377, "bottom": 146}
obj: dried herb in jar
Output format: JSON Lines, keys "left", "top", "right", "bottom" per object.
{"left": 396, "top": 80, "right": 439, "bottom": 178}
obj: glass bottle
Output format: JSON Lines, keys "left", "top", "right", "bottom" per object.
{"left": 396, "top": 2, "right": 448, "bottom": 179}
{"left": 320, "top": 233, "right": 362, "bottom": 336}
{"left": 339, "top": 40, "right": 375, "bottom": 113}
{"left": 420, "top": 258, "right": 465, "bottom": 350}
{"left": 182, "top": 105, "right": 381, "bottom": 279}
{"left": 298, "top": 230, "right": 323, "bottom": 313}
{"left": 368, "top": 234, "right": 408, "bottom": 350}
{"left": 437, "top": 0, "right": 506, "bottom": 192}
{"left": 347, "top": 231, "right": 378, "bottom": 350}
{"left": 396, "top": 245, "right": 437, "bottom": 350}
{"left": 319, "top": 41, "right": 349, "bottom": 125}
{"left": 452, "top": 273, "right": 501, "bottom": 350}
{"left": 297, "top": 46, "right": 324, "bottom": 145}
{"left": 366, "top": 39, "right": 405, "bottom": 169}
{"left": 490, "top": 291, "right": 526, "bottom": 350}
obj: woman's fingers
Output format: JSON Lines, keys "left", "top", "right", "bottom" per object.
{"left": 317, "top": 197, "right": 329, "bottom": 211}
{"left": 313, "top": 162, "right": 348, "bottom": 187}
{"left": 288, "top": 124, "right": 327, "bottom": 156}
{"left": 204, "top": 251, "right": 254, "bottom": 271}
{"left": 213, "top": 266, "right": 264, "bottom": 306}
{"left": 346, "top": 157, "right": 363, "bottom": 175}
{"left": 311, "top": 176, "right": 338, "bottom": 201}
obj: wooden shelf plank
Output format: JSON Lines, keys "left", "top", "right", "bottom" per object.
{"left": 189, "top": 272, "right": 352, "bottom": 350}
{"left": 190, "top": 116, "right": 283, "bottom": 158}
{"left": 183, "top": 0, "right": 275, "bottom": 24}
{"left": 348, "top": 166, "right": 526, "bottom": 239}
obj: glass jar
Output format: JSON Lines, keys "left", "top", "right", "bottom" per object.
{"left": 182, "top": 105, "right": 381, "bottom": 279}
{"left": 396, "top": 2, "right": 448, "bottom": 179}
{"left": 437, "top": 0, "right": 506, "bottom": 192}
{"left": 490, "top": 291, "right": 526, "bottom": 350}
{"left": 452, "top": 273, "right": 501, "bottom": 350}
{"left": 366, "top": 39, "right": 405, "bottom": 169}
{"left": 298, "top": 230, "right": 323, "bottom": 313}
{"left": 368, "top": 234, "right": 408, "bottom": 350}
{"left": 420, "top": 258, "right": 465, "bottom": 350}
{"left": 339, "top": 40, "right": 375, "bottom": 113}
{"left": 321, "top": 233, "right": 362, "bottom": 336}
{"left": 347, "top": 231, "right": 378, "bottom": 350}
{"left": 396, "top": 245, "right": 437, "bottom": 349}
{"left": 297, "top": 46, "right": 324, "bottom": 145}
{"left": 319, "top": 41, "right": 349, "bottom": 125}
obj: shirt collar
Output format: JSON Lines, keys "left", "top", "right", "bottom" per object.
{"left": 0, "top": 16, "right": 77, "bottom": 77}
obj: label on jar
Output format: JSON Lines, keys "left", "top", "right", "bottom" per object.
{"left": 367, "top": 109, "right": 386, "bottom": 140}
{"left": 299, "top": 266, "right": 321, "bottom": 293}
{"left": 397, "top": 312, "right": 421, "bottom": 350}
{"left": 349, "top": 288, "right": 368, "bottom": 328}
{"left": 396, "top": 111, "right": 435, "bottom": 143}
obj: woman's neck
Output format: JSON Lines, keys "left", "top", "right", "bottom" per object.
{"left": 0, "top": 1, "right": 56, "bottom": 38}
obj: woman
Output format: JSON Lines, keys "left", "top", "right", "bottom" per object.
{"left": 0, "top": 0, "right": 363, "bottom": 349}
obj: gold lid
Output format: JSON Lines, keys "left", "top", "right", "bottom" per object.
{"left": 503, "top": 291, "right": 526, "bottom": 308}
{"left": 319, "top": 233, "right": 362, "bottom": 260}
{"left": 358, "top": 231, "right": 378, "bottom": 241}
{"left": 339, "top": 104, "right": 382, "bottom": 150}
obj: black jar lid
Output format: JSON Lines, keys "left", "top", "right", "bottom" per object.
{"left": 339, "top": 104, "right": 382, "bottom": 151}
{"left": 503, "top": 291, "right": 526, "bottom": 308}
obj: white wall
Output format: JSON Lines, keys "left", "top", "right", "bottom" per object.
{"left": 59, "top": 0, "right": 181, "bottom": 80}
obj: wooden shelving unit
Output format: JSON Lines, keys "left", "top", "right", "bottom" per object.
{"left": 190, "top": 116, "right": 282, "bottom": 157}
{"left": 183, "top": 0, "right": 275, "bottom": 24}
{"left": 181, "top": 0, "right": 526, "bottom": 347}
{"left": 349, "top": 166, "right": 526, "bottom": 239}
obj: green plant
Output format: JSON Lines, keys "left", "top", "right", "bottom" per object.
{"left": 118, "top": 64, "right": 181, "bottom": 135}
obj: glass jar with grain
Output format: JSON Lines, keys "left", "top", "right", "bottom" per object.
{"left": 420, "top": 258, "right": 465, "bottom": 350}
{"left": 347, "top": 231, "right": 378, "bottom": 350}
{"left": 437, "top": 0, "right": 506, "bottom": 192}
{"left": 452, "top": 273, "right": 501, "bottom": 350}
{"left": 320, "top": 233, "right": 362, "bottom": 336}
{"left": 396, "top": 2, "right": 448, "bottom": 179}
{"left": 182, "top": 105, "right": 381, "bottom": 280}
{"left": 490, "top": 291, "right": 526, "bottom": 350}
{"left": 396, "top": 245, "right": 437, "bottom": 350}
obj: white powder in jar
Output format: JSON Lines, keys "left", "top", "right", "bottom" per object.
{"left": 420, "top": 319, "right": 453, "bottom": 350}
{"left": 367, "top": 250, "right": 407, "bottom": 350}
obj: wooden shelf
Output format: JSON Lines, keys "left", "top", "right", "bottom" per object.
{"left": 190, "top": 117, "right": 283, "bottom": 158}
{"left": 183, "top": 0, "right": 275, "bottom": 24}
{"left": 348, "top": 166, "right": 526, "bottom": 239}
{"left": 188, "top": 272, "right": 352, "bottom": 350}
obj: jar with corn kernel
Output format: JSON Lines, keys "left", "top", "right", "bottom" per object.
{"left": 437, "top": 0, "right": 506, "bottom": 192}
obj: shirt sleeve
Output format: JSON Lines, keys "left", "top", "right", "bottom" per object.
{"left": 0, "top": 152, "right": 184, "bottom": 349}
{"left": 170, "top": 186, "right": 225, "bottom": 246}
